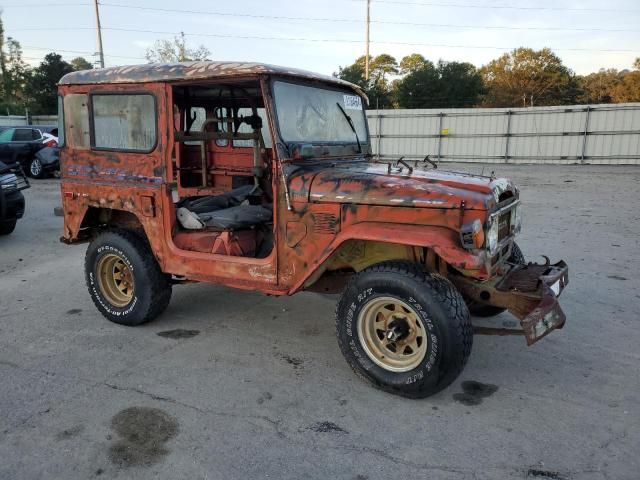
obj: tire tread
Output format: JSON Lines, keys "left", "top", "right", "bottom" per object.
{"left": 85, "top": 228, "right": 171, "bottom": 325}
{"left": 335, "top": 260, "right": 472, "bottom": 397}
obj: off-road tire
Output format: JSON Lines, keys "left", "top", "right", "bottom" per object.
{"left": 335, "top": 261, "right": 473, "bottom": 398}
{"left": 0, "top": 219, "right": 17, "bottom": 235}
{"left": 85, "top": 229, "right": 172, "bottom": 326}
{"left": 466, "top": 242, "right": 525, "bottom": 317}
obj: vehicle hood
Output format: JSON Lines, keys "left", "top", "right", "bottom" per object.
{"left": 289, "top": 162, "right": 516, "bottom": 210}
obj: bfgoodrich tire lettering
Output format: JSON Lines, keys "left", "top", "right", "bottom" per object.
{"left": 85, "top": 229, "right": 172, "bottom": 326}
{"left": 335, "top": 261, "right": 473, "bottom": 398}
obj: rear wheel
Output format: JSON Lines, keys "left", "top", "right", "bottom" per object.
{"left": 85, "top": 229, "right": 172, "bottom": 326}
{"left": 466, "top": 242, "right": 525, "bottom": 317}
{"left": 29, "top": 157, "right": 47, "bottom": 179}
{"left": 0, "top": 219, "right": 17, "bottom": 235}
{"left": 335, "top": 261, "right": 472, "bottom": 398}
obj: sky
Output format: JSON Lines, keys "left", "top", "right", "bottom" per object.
{"left": 1, "top": 0, "right": 639, "bottom": 76}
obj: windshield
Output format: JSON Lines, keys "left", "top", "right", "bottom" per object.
{"left": 273, "top": 80, "right": 368, "bottom": 145}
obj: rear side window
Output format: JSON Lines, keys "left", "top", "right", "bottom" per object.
{"left": 91, "top": 94, "right": 156, "bottom": 152}
{"left": 31, "top": 129, "right": 42, "bottom": 140}
{"left": 0, "top": 129, "right": 13, "bottom": 142}
{"left": 64, "top": 94, "right": 90, "bottom": 149}
{"left": 12, "top": 129, "right": 33, "bottom": 141}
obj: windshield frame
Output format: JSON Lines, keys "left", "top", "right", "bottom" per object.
{"left": 269, "top": 77, "right": 371, "bottom": 154}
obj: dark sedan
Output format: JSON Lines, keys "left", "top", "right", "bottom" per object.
{"left": 0, "top": 125, "right": 58, "bottom": 178}
{"left": 0, "top": 160, "right": 30, "bottom": 235}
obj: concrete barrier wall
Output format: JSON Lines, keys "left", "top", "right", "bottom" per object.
{"left": 367, "top": 103, "right": 640, "bottom": 165}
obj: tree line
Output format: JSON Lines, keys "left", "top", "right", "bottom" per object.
{"left": 0, "top": 18, "right": 94, "bottom": 115}
{"left": 1, "top": 12, "right": 639, "bottom": 115}
{"left": 335, "top": 49, "right": 640, "bottom": 109}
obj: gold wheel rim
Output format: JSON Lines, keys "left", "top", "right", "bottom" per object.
{"left": 97, "top": 253, "right": 135, "bottom": 308}
{"left": 357, "top": 296, "right": 428, "bottom": 372}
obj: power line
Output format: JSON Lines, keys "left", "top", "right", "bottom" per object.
{"left": 5, "top": 1, "right": 640, "bottom": 13}
{"left": 21, "top": 44, "right": 144, "bottom": 60}
{"left": 97, "top": 27, "right": 638, "bottom": 54}
{"left": 17, "top": 29, "right": 637, "bottom": 56}
{"left": 354, "top": 0, "right": 640, "bottom": 13}
{"left": 4, "top": 3, "right": 640, "bottom": 32}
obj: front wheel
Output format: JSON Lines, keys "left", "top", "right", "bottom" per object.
{"left": 335, "top": 261, "right": 473, "bottom": 398}
{"left": 85, "top": 229, "right": 172, "bottom": 326}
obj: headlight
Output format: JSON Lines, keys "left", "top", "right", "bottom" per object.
{"left": 486, "top": 220, "right": 499, "bottom": 253}
{"left": 0, "top": 174, "right": 18, "bottom": 190}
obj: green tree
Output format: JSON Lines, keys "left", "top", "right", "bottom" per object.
{"left": 335, "top": 54, "right": 399, "bottom": 108}
{"left": 335, "top": 57, "right": 367, "bottom": 90}
{"left": 437, "top": 61, "right": 484, "bottom": 107}
{"left": 394, "top": 59, "right": 483, "bottom": 108}
{"left": 369, "top": 54, "right": 399, "bottom": 84}
{"left": 145, "top": 32, "right": 210, "bottom": 63}
{"left": 399, "top": 53, "right": 429, "bottom": 74}
{"left": 25, "top": 53, "right": 74, "bottom": 114}
{"left": 577, "top": 69, "right": 623, "bottom": 104}
{"left": 70, "top": 56, "right": 93, "bottom": 71}
{"left": 480, "top": 48, "right": 578, "bottom": 107}
{"left": 0, "top": 34, "right": 30, "bottom": 114}
{"left": 394, "top": 61, "right": 439, "bottom": 108}
{"left": 611, "top": 61, "right": 640, "bottom": 103}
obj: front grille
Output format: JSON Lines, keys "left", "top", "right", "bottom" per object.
{"left": 497, "top": 211, "right": 511, "bottom": 242}
{"left": 0, "top": 162, "right": 30, "bottom": 193}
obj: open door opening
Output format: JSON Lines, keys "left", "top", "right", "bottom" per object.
{"left": 169, "top": 80, "right": 274, "bottom": 258}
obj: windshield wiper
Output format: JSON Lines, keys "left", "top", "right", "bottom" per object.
{"left": 336, "top": 102, "right": 362, "bottom": 154}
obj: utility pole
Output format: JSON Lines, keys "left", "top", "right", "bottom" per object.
{"left": 365, "top": 0, "right": 370, "bottom": 81}
{"left": 93, "top": 0, "right": 105, "bottom": 68}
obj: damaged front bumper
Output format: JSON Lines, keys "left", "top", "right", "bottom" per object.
{"left": 452, "top": 260, "right": 569, "bottom": 345}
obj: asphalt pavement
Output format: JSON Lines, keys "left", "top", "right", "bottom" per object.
{"left": 1, "top": 164, "right": 639, "bottom": 480}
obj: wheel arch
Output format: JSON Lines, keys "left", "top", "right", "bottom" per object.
{"left": 297, "top": 222, "right": 486, "bottom": 294}
{"left": 63, "top": 205, "right": 146, "bottom": 242}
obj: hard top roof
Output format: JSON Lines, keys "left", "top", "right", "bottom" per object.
{"left": 59, "top": 61, "right": 364, "bottom": 96}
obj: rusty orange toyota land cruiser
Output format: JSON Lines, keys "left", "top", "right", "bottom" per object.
{"left": 58, "top": 62, "right": 569, "bottom": 398}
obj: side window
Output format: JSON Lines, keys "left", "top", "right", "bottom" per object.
{"left": 0, "top": 129, "right": 13, "bottom": 142}
{"left": 64, "top": 94, "right": 90, "bottom": 149}
{"left": 12, "top": 129, "right": 33, "bottom": 141}
{"left": 92, "top": 94, "right": 156, "bottom": 151}
{"left": 31, "top": 129, "right": 42, "bottom": 140}
{"left": 184, "top": 107, "right": 206, "bottom": 146}
{"left": 234, "top": 107, "right": 272, "bottom": 148}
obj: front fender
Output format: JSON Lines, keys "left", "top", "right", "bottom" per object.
{"left": 291, "top": 222, "right": 487, "bottom": 293}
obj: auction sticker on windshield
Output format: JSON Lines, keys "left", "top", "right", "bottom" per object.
{"left": 343, "top": 95, "right": 362, "bottom": 110}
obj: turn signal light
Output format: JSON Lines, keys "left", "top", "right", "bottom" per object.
{"left": 460, "top": 219, "right": 485, "bottom": 250}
